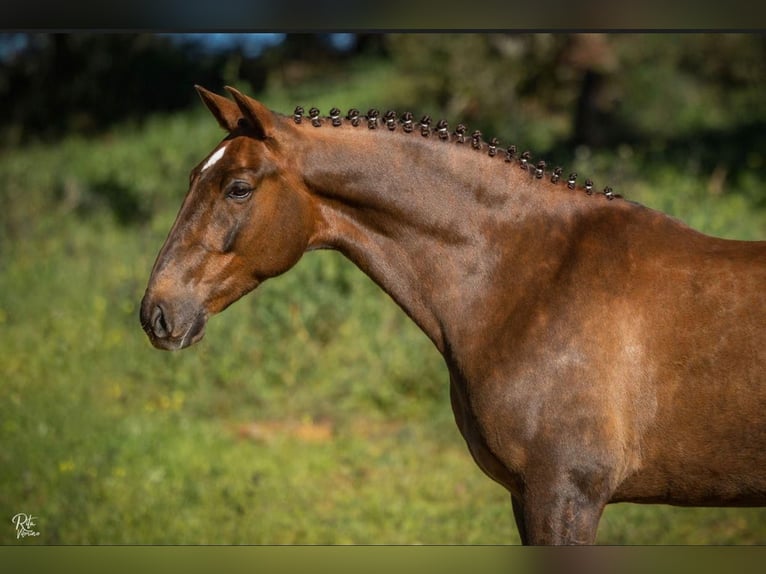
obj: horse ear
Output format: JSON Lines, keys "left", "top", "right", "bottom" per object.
{"left": 224, "top": 86, "right": 272, "bottom": 140}
{"left": 195, "top": 85, "right": 242, "bottom": 133}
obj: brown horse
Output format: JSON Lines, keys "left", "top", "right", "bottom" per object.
{"left": 140, "top": 86, "right": 766, "bottom": 544}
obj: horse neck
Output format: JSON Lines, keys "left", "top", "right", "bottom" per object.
{"left": 294, "top": 123, "right": 592, "bottom": 353}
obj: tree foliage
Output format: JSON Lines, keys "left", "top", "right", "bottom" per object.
{"left": 2, "top": 32, "right": 766, "bottom": 160}
{"left": 0, "top": 34, "right": 256, "bottom": 144}
{"left": 384, "top": 34, "right": 766, "bottom": 150}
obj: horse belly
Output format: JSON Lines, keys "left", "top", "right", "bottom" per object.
{"left": 612, "top": 381, "right": 766, "bottom": 506}
{"left": 613, "top": 451, "right": 766, "bottom": 507}
{"left": 614, "top": 249, "right": 766, "bottom": 506}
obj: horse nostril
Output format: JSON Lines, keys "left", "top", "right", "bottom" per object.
{"left": 151, "top": 305, "right": 171, "bottom": 338}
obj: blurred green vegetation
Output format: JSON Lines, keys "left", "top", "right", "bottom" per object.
{"left": 1, "top": 33, "right": 765, "bottom": 544}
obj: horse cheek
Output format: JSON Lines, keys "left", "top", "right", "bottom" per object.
{"left": 249, "top": 192, "right": 313, "bottom": 280}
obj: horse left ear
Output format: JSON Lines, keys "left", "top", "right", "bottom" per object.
{"left": 195, "top": 85, "right": 242, "bottom": 133}
{"left": 224, "top": 86, "right": 273, "bottom": 140}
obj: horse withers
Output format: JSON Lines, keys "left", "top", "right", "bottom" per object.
{"left": 140, "top": 86, "right": 766, "bottom": 544}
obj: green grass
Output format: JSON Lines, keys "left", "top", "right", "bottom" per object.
{"left": 1, "top": 58, "right": 765, "bottom": 545}
{"left": 0, "top": 211, "right": 513, "bottom": 544}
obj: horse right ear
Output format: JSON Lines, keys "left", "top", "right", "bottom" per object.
{"left": 195, "top": 85, "right": 242, "bottom": 133}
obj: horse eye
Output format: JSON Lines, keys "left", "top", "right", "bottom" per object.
{"left": 226, "top": 181, "right": 253, "bottom": 201}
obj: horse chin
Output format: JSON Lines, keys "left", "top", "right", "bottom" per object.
{"left": 179, "top": 312, "right": 208, "bottom": 350}
{"left": 177, "top": 320, "right": 207, "bottom": 350}
{"left": 157, "top": 329, "right": 204, "bottom": 351}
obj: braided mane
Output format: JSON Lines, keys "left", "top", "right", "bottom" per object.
{"left": 290, "top": 105, "right": 619, "bottom": 201}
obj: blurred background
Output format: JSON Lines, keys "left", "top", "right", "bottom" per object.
{"left": 1, "top": 33, "right": 765, "bottom": 544}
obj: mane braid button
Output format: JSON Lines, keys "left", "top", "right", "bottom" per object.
{"left": 505, "top": 145, "right": 517, "bottom": 162}
{"left": 330, "top": 107, "right": 342, "bottom": 127}
{"left": 604, "top": 186, "right": 615, "bottom": 200}
{"left": 401, "top": 112, "right": 414, "bottom": 133}
{"left": 551, "top": 166, "right": 562, "bottom": 184}
{"left": 567, "top": 173, "right": 577, "bottom": 189}
{"left": 455, "top": 124, "right": 467, "bottom": 144}
{"left": 293, "top": 106, "right": 304, "bottom": 124}
{"left": 367, "top": 109, "right": 379, "bottom": 129}
{"left": 437, "top": 119, "right": 449, "bottom": 140}
{"left": 471, "top": 130, "right": 482, "bottom": 150}
{"left": 520, "top": 151, "right": 531, "bottom": 170}
{"left": 347, "top": 108, "right": 361, "bottom": 127}
{"left": 585, "top": 179, "right": 594, "bottom": 195}
{"left": 384, "top": 110, "right": 397, "bottom": 131}
{"left": 488, "top": 137, "right": 499, "bottom": 157}
{"left": 535, "top": 160, "right": 546, "bottom": 178}
{"left": 309, "top": 107, "right": 321, "bottom": 127}
{"left": 420, "top": 115, "right": 432, "bottom": 137}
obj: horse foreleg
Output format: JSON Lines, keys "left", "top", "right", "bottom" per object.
{"left": 511, "top": 494, "right": 529, "bottom": 545}
{"left": 517, "top": 481, "right": 606, "bottom": 545}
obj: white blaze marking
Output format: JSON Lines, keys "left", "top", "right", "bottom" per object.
{"left": 201, "top": 145, "right": 227, "bottom": 172}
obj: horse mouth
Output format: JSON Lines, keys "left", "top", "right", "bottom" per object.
{"left": 163, "top": 319, "right": 206, "bottom": 350}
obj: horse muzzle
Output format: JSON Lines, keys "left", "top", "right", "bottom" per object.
{"left": 139, "top": 293, "right": 208, "bottom": 351}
